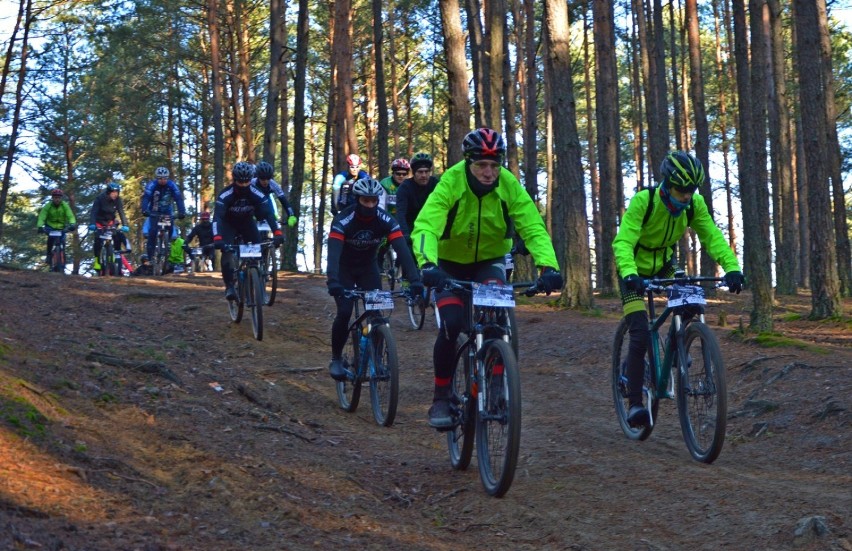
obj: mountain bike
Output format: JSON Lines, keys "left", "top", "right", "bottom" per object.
{"left": 223, "top": 240, "right": 273, "bottom": 341}
{"left": 611, "top": 273, "right": 728, "bottom": 464}
{"left": 152, "top": 214, "right": 173, "bottom": 276}
{"left": 45, "top": 225, "right": 75, "bottom": 273}
{"left": 336, "top": 288, "right": 408, "bottom": 427}
{"left": 257, "top": 220, "right": 278, "bottom": 306}
{"left": 442, "top": 279, "right": 542, "bottom": 497}
{"left": 96, "top": 224, "right": 123, "bottom": 277}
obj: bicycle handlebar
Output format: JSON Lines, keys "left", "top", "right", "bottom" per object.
{"left": 441, "top": 279, "right": 544, "bottom": 298}
{"left": 342, "top": 288, "right": 411, "bottom": 300}
{"left": 644, "top": 275, "right": 727, "bottom": 293}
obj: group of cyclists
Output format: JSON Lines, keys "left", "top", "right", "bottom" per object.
{"left": 35, "top": 127, "right": 745, "bottom": 431}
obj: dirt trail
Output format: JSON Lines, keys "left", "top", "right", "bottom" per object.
{"left": 0, "top": 268, "right": 849, "bottom": 550}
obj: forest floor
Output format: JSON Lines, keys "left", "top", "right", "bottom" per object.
{"left": 0, "top": 266, "right": 849, "bottom": 551}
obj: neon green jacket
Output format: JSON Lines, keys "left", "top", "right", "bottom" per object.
{"left": 36, "top": 201, "right": 76, "bottom": 230}
{"left": 612, "top": 188, "right": 740, "bottom": 277}
{"left": 411, "top": 160, "right": 558, "bottom": 269}
{"left": 168, "top": 237, "right": 185, "bottom": 264}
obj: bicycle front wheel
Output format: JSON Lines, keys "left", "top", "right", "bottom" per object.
{"left": 336, "top": 325, "right": 363, "bottom": 412}
{"left": 228, "top": 276, "right": 244, "bottom": 323}
{"left": 476, "top": 339, "right": 521, "bottom": 497}
{"left": 407, "top": 295, "right": 426, "bottom": 330}
{"left": 51, "top": 245, "right": 63, "bottom": 273}
{"left": 368, "top": 324, "right": 399, "bottom": 427}
{"left": 248, "top": 267, "right": 264, "bottom": 341}
{"left": 263, "top": 247, "right": 278, "bottom": 306}
{"left": 447, "top": 337, "right": 475, "bottom": 471}
{"left": 611, "top": 318, "right": 659, "bottom": 441}
{"left": 676, "top": 322, "right": 727, "bottom": 464}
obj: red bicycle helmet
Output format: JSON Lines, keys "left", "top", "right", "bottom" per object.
{"left": 463, "top": 128, "right": 506, "bottom": 162}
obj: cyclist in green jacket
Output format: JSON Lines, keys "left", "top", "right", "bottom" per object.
{"left": 411, "top": 128, "right": 564, "bottom": 429}
{"left": 612, "top": 150, "right": 744, "bottom": 428}
{"left": 36, "top": 189, "right": 77, "bottom": 267}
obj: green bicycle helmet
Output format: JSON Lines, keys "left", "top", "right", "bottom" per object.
{"left": 410, "top": 152, "right": 433, "bottom": 172}
{"left": 660, "top": 151, "right": 704, "bottom": 192}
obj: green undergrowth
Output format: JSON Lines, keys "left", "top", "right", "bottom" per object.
{"left": 741, "top": 332, "right": 829, "bottom": 354}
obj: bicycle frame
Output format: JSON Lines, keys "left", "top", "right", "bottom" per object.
{"left": 643, "top": 275, "right": 723, "bottom": 419}
{"left": 453, "top": 281, "right": 532, "bottom": 388}
{"left": 346, "top": 292, "right": 392, "bottom": 381}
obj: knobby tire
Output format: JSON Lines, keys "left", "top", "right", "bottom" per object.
{"left": 249, "top": 267, "right": 264, "bottom": 341}
{"left": 476, "top": 339, "right": 521, "bottom": 497}
{"left": 368, "top": 324, "right": 399, "bottom": 427}
{"left": 447, "top": 336, "right": 475, "bottom": 471}
{"left": 676, "top": 322, "right": 727, "bottom": 464}
{"left": 337, "top": 325, "right": 363, "bottom": 412}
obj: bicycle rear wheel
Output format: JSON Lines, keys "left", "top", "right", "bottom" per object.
{"left": 448, "top": 336, "right": 475, "bottom": 470}
{"left": 263, "top": 247, "right": 278, "bottom": 306}
{"left": 228, "top": 276, "right": 244, "bottom": 323}
{"left": 248, "top": 267, "right": 264, "bottom": 340}
{"left": 368, "top": 324, "right": 399, "bottom": 426}
{"left": 475, "top": 339, "right": 520, "bottom": 497}
{"left": 407, "top": 294, "right": 426, "bottom": 330}
{"left": 337, "top": 325, "right": 363, "bottom": 412}
{"left": 611, "top": 318, "right": 659, "bottom": 441}
{"left": 677, "top": 322, "right": 727, "bottom": 464}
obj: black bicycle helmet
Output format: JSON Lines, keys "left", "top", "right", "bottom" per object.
{"left": 351, "top": 178, "right": 384, "bottom": 198}
{"left": 660, "top": 151, "right": 704, "bottom": 191}
{"left": 463, "top": 128, "right": 506, "bottom": 162}
{"left": 409, "top": 152, "right": 433, "bottom": 171}
{"left": 256, "top": 161, "right": 274, "bottom": 180}
{"left": 232, "top": 161, "right": 255, "bottom": 182}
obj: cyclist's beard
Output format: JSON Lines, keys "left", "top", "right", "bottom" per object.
{"left": 355, "top": 203, "right": 377, "bottom": 219}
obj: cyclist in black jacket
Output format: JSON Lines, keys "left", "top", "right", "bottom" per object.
{"left": 325, "top": 178, "right": 423, "bottom": 381}
{"left": 212, "top": 162, "right": 283, "bottom": 300}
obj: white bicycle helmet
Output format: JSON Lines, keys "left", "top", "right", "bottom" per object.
{"left": 351, "top": 178, "right": 384, "bottom": 198}
{"left": 155, "top": 166, "right": 170, "bottom": 179}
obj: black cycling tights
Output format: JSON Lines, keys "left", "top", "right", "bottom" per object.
{"left": 625, "top": 310, "right": 650, "bottom": 405}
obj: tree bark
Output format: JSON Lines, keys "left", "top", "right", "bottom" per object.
{"left": 593, "top": 0, "right": 620, "bottom": 295}
{"left": 372, "top": 0, "right": 389, "bottom": 178}
{"left": 544, "top": 0, "right": 593, "bottom": 309}
{"left": 794, "top": 0, "right": 843, "bottom": 318}
{"left": 439, "top": 0, "right": 471, "bottom": 167}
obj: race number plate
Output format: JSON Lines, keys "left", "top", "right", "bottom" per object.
{"left": 239, "top": 244, "right": 262, "bottom": 258}
{"left": 157, "top": 215, "right": 171, "bottom": 227}
{"left": 472, "top": 282, "right": 515, "bottom": 308}
{"left": 667, "top": 284, "right": 706, "bottom": 307}
{"left": 365, "top": 290, "right": 394, "bottom": 311}
{"left": 49, "top": 230, "right": 63, "bottom": 237}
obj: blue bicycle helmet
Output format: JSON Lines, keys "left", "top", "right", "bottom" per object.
{"left": 232, "top": 161, "right": 255, "bottom": 182}
{"left": 256, "top": 161, "right": 274, "bottom": 180}
{"left": 107, "top": 182, "right": 121, "bottom": 192}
